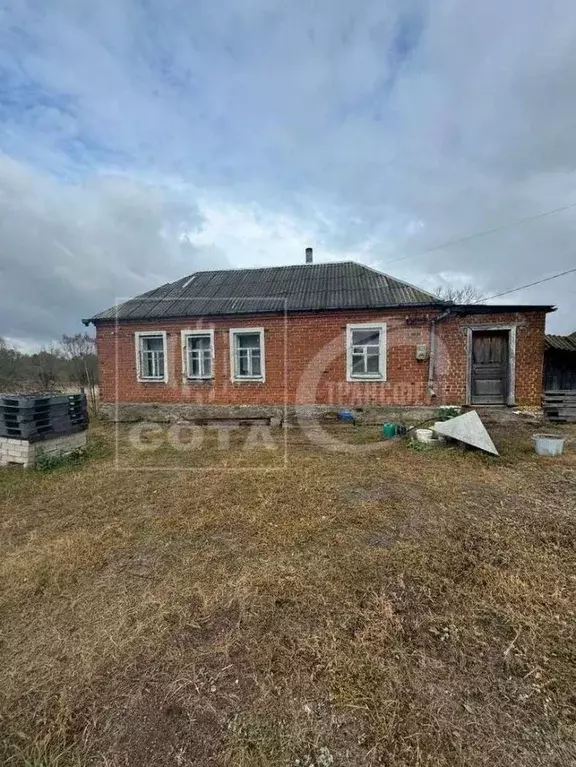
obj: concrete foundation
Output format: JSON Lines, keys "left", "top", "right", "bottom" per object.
{"left": 0, "top": 431, "right": 87, "bottom": 468}
{"left": 99, "top": 402, "right": 439, "bottom": 425}
{"left": 98, "top": 402, "right": 545, "bottom": 430}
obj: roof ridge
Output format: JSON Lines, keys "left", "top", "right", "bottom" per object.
{"left": 357, "top": 262, "right": 442, "bottom": 301}
{"left": 164, "top": 260, "right": 365, "bottom": 288}
{"left": 174, "top": 260, "right": 358, "bottom": 277}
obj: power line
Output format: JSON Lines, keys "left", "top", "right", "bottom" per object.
{"left": 477, "top": 266, "right": 576, "bottom": 303}
{"left": 383, "top": 202, "right": 576, "bottom": 267}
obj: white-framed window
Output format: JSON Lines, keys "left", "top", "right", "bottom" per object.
{"left": 135, "top": 331, "right": 168, "bottom": 382}
{"left": 229, "top": 327, "right": 265, "bottom": 381}
{"left": 181, "top": 329, "right": 214, "bottom": 380}
{"left": 346, "top": 322, "right": 386, "bottom": 381}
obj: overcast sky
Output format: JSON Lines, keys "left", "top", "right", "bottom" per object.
{"left": 1, "top": 0, "right": 575, "bottom": 346}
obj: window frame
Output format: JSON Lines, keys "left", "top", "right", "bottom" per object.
{"left": 135, "top": 331, "right": 168, "bottom": 383}
{"left": 181, "top": 329, "right": 215, "bottom": 381}
{"left": 346, "top": 322, "right": 387, "bottom": 382}
{"left": 229, "top": 327, "right": 266, "bottom": 382}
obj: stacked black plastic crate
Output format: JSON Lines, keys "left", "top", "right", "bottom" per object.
{"left": 0, "top": 393, "right": 89, "bottom": 441}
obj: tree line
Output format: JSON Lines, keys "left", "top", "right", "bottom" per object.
{"left": 0, "top": 333, "right": 98, "bottom": 405}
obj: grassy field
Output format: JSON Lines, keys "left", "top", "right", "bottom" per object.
{"left": 0, "top": 420, "right": 575, "bottom": 766}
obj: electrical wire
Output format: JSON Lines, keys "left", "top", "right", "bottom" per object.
{"left": 476, "top": 266, "right": 576, "bottom": 303}
{"left": 382, "top": 202, "right": 576, "bottom": 267}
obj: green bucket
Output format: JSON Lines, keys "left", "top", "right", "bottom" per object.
{"left": 381, "top": 422, "right": 397, "bottom": 439}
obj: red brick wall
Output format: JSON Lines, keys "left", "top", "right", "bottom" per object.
{"left": 95, "top": 308, "right": 546, "bottom": 407}
{"left": 435, "top": 310, "right": 546, "bottom": 406}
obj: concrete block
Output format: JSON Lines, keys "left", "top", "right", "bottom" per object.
{"left": 1, "top": 431, "right": 87, "bottom": 468}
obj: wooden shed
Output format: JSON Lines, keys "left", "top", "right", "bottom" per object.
{"left": 543, "top": 334, "right": 576, "bottom": 421}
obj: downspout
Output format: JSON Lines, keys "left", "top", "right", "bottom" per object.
{"left": 428, "top": 307, "right": 453, "bottom": 398}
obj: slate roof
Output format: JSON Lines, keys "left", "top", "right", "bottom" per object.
{"left": 545, "top": 333, "right": 576, "bottom": 352}
{"left": 84, "top": 261, "right": 444, "bottom": 323}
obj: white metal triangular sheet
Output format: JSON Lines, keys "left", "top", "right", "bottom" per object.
{"left": 433, "top": 411, "right": 499, "bottom": 456}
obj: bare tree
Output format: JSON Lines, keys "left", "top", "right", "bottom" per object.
{"left": 0, "top": 338, "right": 23, "bottom": 390}
{"left": 435, "top": 283, "right": 484, "bottom": 304}
{"left": 60, "top": 333, "right": 98, "bottom": 411}
{"left": 0, "top": 335, "right": 99, "bottom": 396}
{"left": 32, "top": 345, "right": 62, "bottom": 391}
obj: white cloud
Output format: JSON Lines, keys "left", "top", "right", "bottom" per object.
{"left": 187, "top": 198, "right": 343, "bottom": 269}
{"left": 0, "top": 155, "right": 229, "bottom": 341}
{"left": 0, "top": 0, "right": 575, "bottom": 336}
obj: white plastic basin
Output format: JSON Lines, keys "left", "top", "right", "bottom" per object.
{"left": 532, "top": 434, "right": 565, "bottom": 457}
{"left": 415, "top": 428, "right": 434, "bottom": 444}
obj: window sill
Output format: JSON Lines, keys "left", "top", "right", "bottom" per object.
{"left": 184, "top": 377, "right": 213, "bottom": 382}
{"left": 137, "top": 378, "right": 167, "bottom": 383}
{"left": 347, "top": 376, "right": 386, "bottom": 383}
{"left": 231, "top": 377, "right": 265, "bottom": 383}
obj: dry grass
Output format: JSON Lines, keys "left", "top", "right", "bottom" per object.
{"left": 0, "top": 420, "right": 575, "bottom": 766}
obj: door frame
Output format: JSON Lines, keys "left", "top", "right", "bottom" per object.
{"left": 465, "top": 324, "right": 517, "bottom": 406}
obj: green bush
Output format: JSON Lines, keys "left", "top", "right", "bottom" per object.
{"left": 34, "top": 448, "right": 87, "bottom": 472}
{"left": 437, "top": 405, "right": 461, "bottom": 421}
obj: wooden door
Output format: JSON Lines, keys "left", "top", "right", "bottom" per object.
{"left": 471, "top": 331, "right": 509, "bottom": 404}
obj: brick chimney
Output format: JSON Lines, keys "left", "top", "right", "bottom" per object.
{"left": 305, "top": 247, "right": 313, "bottom": 264}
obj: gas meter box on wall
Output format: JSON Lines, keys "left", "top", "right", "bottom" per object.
{"left": 415, "top": 344, "right": 429, "bottom": 361}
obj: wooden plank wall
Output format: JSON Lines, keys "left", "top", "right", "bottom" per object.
{"left": 543, "top": 390, "right": 576, "bottom": 422}
{"left": 544, "top": 350, "right": 576, "bottom": 391}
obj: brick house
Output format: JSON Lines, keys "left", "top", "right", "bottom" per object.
{"left": 84, "top": 254, "right": 554, "bottom": 420}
